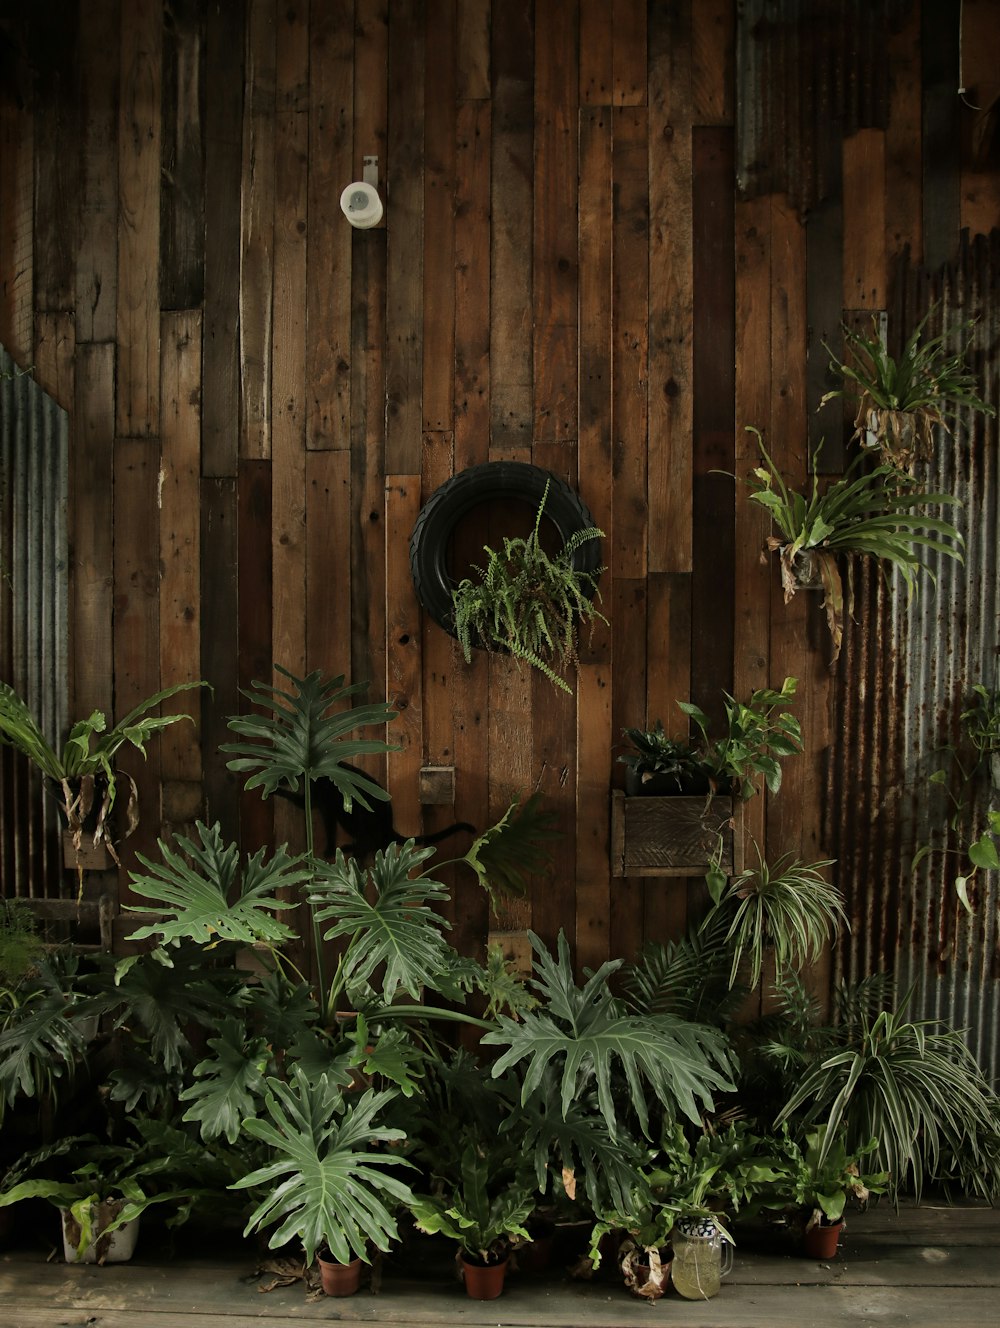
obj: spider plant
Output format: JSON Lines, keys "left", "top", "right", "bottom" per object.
{"left": 705, "top": 846, "right": 847, "bottom": 990}
{"left": 742, "top": 427, "right": 964, "bottom": 662}
{"left": 451, "top": 480, "right": 606, "bottom": 694}
{"left": 962, "top": 683, "right": 1000, "bottom": 766}
{"left": 820, "top": 306, "right": 995, "bottom": 468}
{"left": 778, "top": 997, "right": 1000, "bottom": 1204}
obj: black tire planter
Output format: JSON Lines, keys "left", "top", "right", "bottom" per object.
{"left": 409, "top": 461, "right": 603, "bottom": 637}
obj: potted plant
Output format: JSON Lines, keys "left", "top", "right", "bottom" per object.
{"left": 0, "top": 679, "right": 208, "bottom": 877}
{"left": 0, "top": 1130, "right": 199, "bottom": 1262}
{"left": 450, "top": 480, "right": 606, "bottom": 694}
{"left": 408, "top": 1139, "right": 537, "bottom": 1300}
{"left": 232, "top": 1068, "right": 415, "bottom": 1296}
{"left": 612, "top": 678, "right": 802, "bottom": 879}
{"left": 617, "top": 723, "right": 711, "bottom": 796}
{"left": 768, "top": 1127, "right": 886, "bottom": 1259}
{"left": 740, "top": 428, "right": 964, "bottom": 662}
{"left": 820, "top": 306, "right": 995, "bottom": 470}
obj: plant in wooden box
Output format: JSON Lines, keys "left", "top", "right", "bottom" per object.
{"left": 232, "top": 1068, "right": 415, "bottom": 1297}
{"left": 612, "top": 678, "right": 802, "bottom": 880}
{"left": 740, "top": 428, "right": 964, "bottom": 662}
{"left": 617, "top": 723, "right": 712, "bottom": 796}
{"left": 0, "top": 679, "right": 207, "bottom": 878}
{"left": 820, "top": 305, "right": 995, "bottom": 470}
{"left": 449, "top": 480, "right": 606, "bottom": 694}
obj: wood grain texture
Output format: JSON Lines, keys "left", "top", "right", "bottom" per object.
{"left": 959, "top": 0, "right": 1000, "bottom": 237}
{"left": 237, "top": 456, "right": 274, "bottom": 857}
{"left": 385, "top": 476, "right": 424, "bottom": 835}
{"left": 160, "top": 0, "right": 205, "bottom": 311}
{"left": 579, "top": 0, "right": 612, "bottom": 107}
{"left": 611, "top": 791, "right": 736, "bottom": 876}
{"left": 886, "top": 0, "right": 923, "bottom": 263}
{"left": 306, "top": 449, "right": 352, "bottom": 678}
{"left": 76, "top": 0, "right": 119, "bottom": 342}
{"left": 0, "top": 94, "right": 34, "bottom": 363}
{"left": 422, "top": 0, "right": 456, "bottom": 434}
{"left": 843, "top": 129, "right": 888, "bottom": 309}
{"left": 116, "top": 0, "right": 161, "bottom": 438}
{"left": 32, "top": 0, "right": 79, "bottom": 315}
{"left": 692, "top": 0, "right": 734, "bottom": 126}
{"left": 454, "top": 98, "right": 491, "bottom": 469}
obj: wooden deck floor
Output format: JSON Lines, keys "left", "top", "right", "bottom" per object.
{"left": 0, "top": 1201, "right": 997, "bottom": 1328}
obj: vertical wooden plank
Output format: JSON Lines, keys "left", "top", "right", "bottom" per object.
{"left": 456, "top": 0, "right": 490, "bottom": 102}
{"left": 113, "top": 437, "right": 161, "bottom": 894}
{"left": 116, "top": 0, "right": 161, "bottom": 438}
{"left": 306, "top": 451, "right": 352, "bottom": 677}
{"left": 271, "top": 0, "right": 309, "bottom": 680}
{"left": 690, "top": 126, "right": 735, "bottom": 719}
{"left": 33, "top": 0, "right": 80, "bottom": 315}
{"left": 385, "top": 477, "right": 423, "bottom": 833}
{"left": 806, "top": 147, "right": 844, "bottom": 473}
{"left": 239, "top": 0, "right": 275, "bottom": 461}
{"left": 578, "top": 103, "right": 613, "bottom": 663}
{"left": 237, "top": 457, "right": 274, "bottom": 855}
{"left": 422, "top": 0, "right": 456, "bottom": 434}
{"left": 354, "top": 0, "right": 388, "bottom": 184}
{"left": 201, "top": 478, "right": 240, "bottom": 842}
{"left": 885, "top": 0, "right": 922, "bottom": 263}
{"left": 579, "top": 0, "right": 612, "bottom": 106}
{"left": 454, "top": 98, "right": 491, "bottom": 470}
{"left": 71, "top": 344, "right": 116, "bottom": 722}
{"left": 958, "top": 0, "right": 1000, "bottom": 238}
{"left": 843, "top": 129, "right": 887, "bottom": 310}
{"left": 203, "top": 0, "right": 244, "bottom": 478}
{"left": 33, "top": 313, "right": 74, "bottom": 412}
{"left": 691, "top": 0, "right": 734, "bottom": 126}
{"left": 160, "top": 0, "right": 205, "bottom": 311}
{"left": 307, "top": 0, "right": 353, "bottom": 450}
{"left": 575, "top": 661, "right": 612, "bottom": 970}
{"left": 609, "top": 576, "right": 647, "bottom": 966}
{"left": 0, "top": 87, "right": 33, "bottom": 362}
{"left": 645, "top": 572, "right": 692, "bottom": 738}
{"left": 76, "top": 0, "right": 119, "bottom": 344}
{"left": 922, "top": 0, "right": 961, "bottom": 271}
{"left": 733, "top": 193, "right": 772, "bottom": 862}
{"left": 350, "top": 234, "right": 388, "bottom": 712}
{"left": 611, "top": 0, "right": 646, "bottom": 108}
{"left": 648, "top": 0, "right": 693, "bottom": 576}
{"left": 159, "top": 310, "right": 204, "bottom": 794}
{"left": 385, "top": 0, "right": 424, "bottom": 474}
{"left": 610, "top": 105, "right": 649, "bottom": 581}
{"left": 533, "top": 0, "right": 579, "bottom": 444}
{"left": 491, "top": 0, "right": 533, "bottom": 453}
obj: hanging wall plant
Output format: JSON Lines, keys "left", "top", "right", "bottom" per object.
{"left": 410, "top": 463, "right": 605, "bottom": 694}
{"left": 820, "top": 306, "right": 995, "bottom": 470}
{"left": 740, "top": 428, "right": 964, "bottom": 663}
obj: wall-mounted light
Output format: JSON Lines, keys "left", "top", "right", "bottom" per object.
{"left": 340, "top": 155, "right": 383, "bottom": 228}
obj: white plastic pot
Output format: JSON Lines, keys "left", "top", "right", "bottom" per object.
{"left": 60, "top": 1203, "right": 140, "bottom": 1264}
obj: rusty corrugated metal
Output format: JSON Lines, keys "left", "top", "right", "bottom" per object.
{"left": 736, "top": 0, "right": 907, "bottom": 213}
{"left": 0, "top": 344, "right": 69, "bottom": 899}
{"left": 829, "top": 233, "right": 1000, "bottom": 1083}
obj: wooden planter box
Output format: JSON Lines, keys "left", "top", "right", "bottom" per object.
{"left": 610, "top": 791, "right": 744, "bottom": 878}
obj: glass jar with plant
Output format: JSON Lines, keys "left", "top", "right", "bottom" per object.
{"left": 820, "top": 305, "right": 995, "bottom": 470}
{"left": 450, "top": 480, "right": 606, "bottom": 694}
{"left": 739, "top": 428, "right": 964, "bottom": 662}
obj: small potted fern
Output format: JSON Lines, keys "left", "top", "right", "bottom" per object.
{"left": 450, "top": 481, "right": 605, "bottom": 694}
{"left": 821, "top": 306, "right": 995, "bottom": 470}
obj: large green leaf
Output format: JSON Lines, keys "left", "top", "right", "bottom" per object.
{"left": 310, "top": 841, "right": 456, "bottom": 1001}
{"left": 179, "top": 1018, "right": 271, "bottom": 1143}
{"left": 0, "top": 993, "right": 85, "bottom": 1106}
{"left": 124, "top": 821, "right": 306, "bottom": 947}
{"left": 232, "top": 1070, "right": 414, "bottom": 1265}
{"left": 482, "top": 931, "right": 736, "bottom": 1139}
{"left": 222, "top": 665, "right": 398, "bottom": 811}
{"left": 462, "top": 792, "right": 559, "bottom": 902}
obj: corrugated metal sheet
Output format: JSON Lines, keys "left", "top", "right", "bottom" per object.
{"left": 0, "top": 343, "right": 69, "bottom": 899}
{"left": 736, "top": 0, "right": 907, "bottom": 213}
{"left": 829, "top": 233, "right": 1000, "bottom": 1082}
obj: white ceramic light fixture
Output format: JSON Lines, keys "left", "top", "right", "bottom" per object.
{"left": 340, "top": 155, "right": 383, "bottom": 228}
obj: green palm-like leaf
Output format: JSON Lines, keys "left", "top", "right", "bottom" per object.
{"left": 232, "top": 1069, "right": 414, "bottom": 1265}
{"left": 408, "top": 1140, "right": 536, "bottom": 1261}
{"left": 310, "top": 842, "right": 455, "bottom": 1001}
{"left": 221, "top": 665, "right": 398, "bottom": 811}
{"left": 0, "top": 993, "right": 85, "bottom": 1107}
{"left": 178, "top": 1018, "right": 271, "bottom": 1143}
{"left": 124, "top": 821, "right": 306, "bottom": 947}
{"left": 462, "top": 792, "right": 559, "bottom": 902}
{"left": 483, "top": 931, "right": 735, "bottom": 1139}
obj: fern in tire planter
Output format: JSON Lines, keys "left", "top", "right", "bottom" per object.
{"left": 450, "top": 481, "right": 606, "bottom": 694}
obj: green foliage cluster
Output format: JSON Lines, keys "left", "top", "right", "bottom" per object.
{"left": 451, "top": 481, "right": 606, "bottom": 694}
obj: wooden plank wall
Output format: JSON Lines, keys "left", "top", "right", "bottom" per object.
{"left": 1, "top": 1, "right": 999, "bottom": 993}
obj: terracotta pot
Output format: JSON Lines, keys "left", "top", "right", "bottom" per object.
{"left": 461, "top": 1253, "right": 508, "bottom": 1300}
{"left": 802, "top": 1220, "right": 843, "bottom": 1259}
{"left": 316, "top": 1253, "right": 362, "bottom": 1296}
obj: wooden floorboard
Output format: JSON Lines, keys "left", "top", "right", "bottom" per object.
{"left": 1, "top": 1202, "right": 997, "bottom": 1328}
